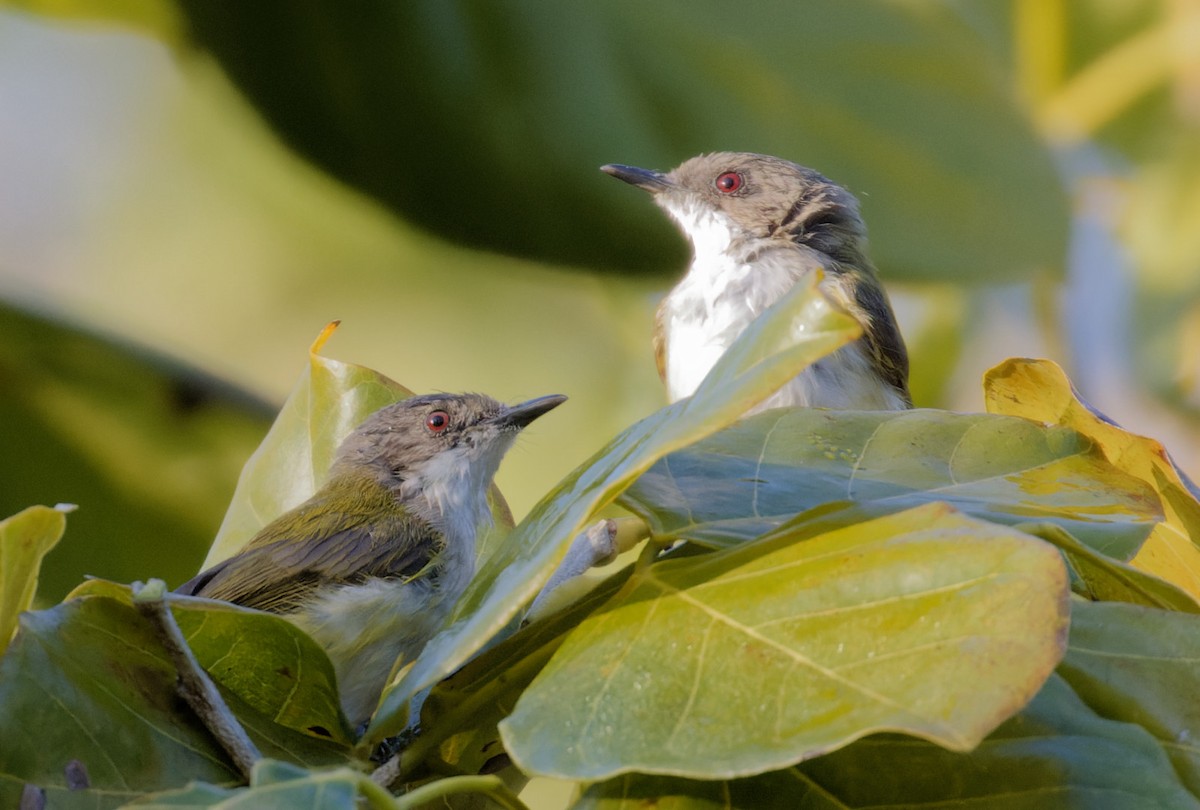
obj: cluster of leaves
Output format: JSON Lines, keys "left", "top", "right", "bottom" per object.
{"left": 2, "top": 279, "right": 1200, "bottom": 808}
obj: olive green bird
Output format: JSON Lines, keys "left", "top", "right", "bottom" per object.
{"left": 177, "top": 392, "right": 566, "bottom": 726}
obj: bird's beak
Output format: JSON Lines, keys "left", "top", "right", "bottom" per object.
{"left": 493, "top": 394, "right": 568, "bottom": 429}
{"left": 601, "top": 164, "right": 673, "bottom": 194}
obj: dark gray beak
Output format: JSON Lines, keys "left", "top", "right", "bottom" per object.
{"left": 601, "top": 163, "right": 673, "bottom": 194}
{"left": 494, "top": 394, "right": 567, "bottom": 430}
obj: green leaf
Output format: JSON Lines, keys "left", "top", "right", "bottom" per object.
{"left": 173, "top": 1, "right": 1067, "bottom": 282}
{"left": 1059, "top": 600, "right": 1200, "bottom": 798}
{"left": 620, "top": 406, "right": 1162, "bottom": 561}
{"left": 121, "top": 781, "right": 238, "bottom": 808}
{"left": 0, "top": 595, "right": 351, "bottom": 803}
{"left": 1029, "top": 524, "right": 1200, "bottom": 613}
{"left": 366, "top": 274, "right": 860, "bottom": 742}
{"left": 204, "top": 322, "right": 413, "bottom": 568}
{"left": 67, "top": 580, "right": 352, "bottom": 745}
{"left": 502, "top": 503, "right": 1069, "bottom": 780}
{"left": 173, "top": 599, "right": 354, "bottom": 745}
{"left": 984, "top": 357, "right": 1200, "bottom": 601}
{"left": 124, "top": 762, "right": 365, "bottom": 810}
{"left": 571, "top": 674, "right": 1200, "bottom": 809}
{"left": 0, "top": 505, "right": 69, "bottom": 655}
{"left": 413, "top": 567, "right": 633, "bottom": 779}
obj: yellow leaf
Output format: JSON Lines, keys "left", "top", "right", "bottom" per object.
{"left": 984, "top": 358, "right": 1200, "bottom": 602}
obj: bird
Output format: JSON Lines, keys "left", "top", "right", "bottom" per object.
{"left": 177, "top": 392, "right": 566, "bottom": 727}
{"left": 602, "top": 152, "right": 911, "bottom": 411}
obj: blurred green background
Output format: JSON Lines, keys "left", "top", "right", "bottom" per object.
{"left": 1, "top": 0, "right": 1198, "bottom": 606}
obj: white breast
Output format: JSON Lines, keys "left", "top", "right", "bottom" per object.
{"left": 658, "top": 200, "right": 903, "bottom": 411}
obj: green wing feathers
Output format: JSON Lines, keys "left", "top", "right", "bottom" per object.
{"left": 177, "top": 472, "right": 439, "bottom": 613}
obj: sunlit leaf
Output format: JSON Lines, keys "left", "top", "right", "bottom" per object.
{"left": 984, "top": 357, "right": 1200, "bottom": 601}
{"left": 571, "top": 674, "right": 1198, "bottom": 809}
{"left": 502, "top": 504, "right": 1069, "bottom": 780}
{"left": 620, "top": 406, "right": 1162, "bottom": 560}
{"left": 204, "top": 322, "right": 412, "bottom": 568}
{"left": 367, "top": 275, "right": 860, "bottom": 743}
{"left": 0, "top": 505, "right": 69, "bottom": 655}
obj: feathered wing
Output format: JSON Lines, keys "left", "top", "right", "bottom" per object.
{"left": 810, "top": 248, "right": 912, "bottom": 408}
{"left": 177, "top": 473, "right": 439, "bottom": 613}
{"left": 846, "top": 263, "right": 911, "bottom": 406}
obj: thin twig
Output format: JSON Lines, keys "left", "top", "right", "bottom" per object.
{"left": 132, "top": 579, "right": 261, "bottom": 781}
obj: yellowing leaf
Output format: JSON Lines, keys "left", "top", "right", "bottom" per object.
{"left": 204, "top": 322, "right": 413, "bottom": 568}
{"left": 0, "top": 505, "right": 70, "bottom": 656}
{"left": 501, "top": 504, "right": 1069, "bottom": 780}
{"left": 984, "top": 358, "right": 1200, "bottom": 602}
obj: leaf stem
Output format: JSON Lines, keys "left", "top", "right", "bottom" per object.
{"left": 392, "top": 775, "right": 530, "bottom": 810}
{"left": 132, "top": 579, "right": 261, "bottom": 781}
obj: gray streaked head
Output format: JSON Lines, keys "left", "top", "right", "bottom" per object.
{"left": 333, "top": 393, "right": 567, "bottom": 486}
{"left": 602, "top": 152, "right": 867, "bottom": 264}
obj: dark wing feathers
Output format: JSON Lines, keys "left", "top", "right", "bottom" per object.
{"left": 177, "top": 473, "right": 439, "bottom": 614}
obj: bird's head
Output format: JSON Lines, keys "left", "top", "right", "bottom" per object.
{"left": 333, "top": 393, "right": 566, "bottom": 498}
{"left": 602, "top": 152, "right": 867, "bottom": 264}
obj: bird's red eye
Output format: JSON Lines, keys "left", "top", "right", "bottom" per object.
{"left": 715, "top": 172, "right": 742, "bottom": 193}
{"left": 426, "top": 411, "right": 450, "bottom": 433}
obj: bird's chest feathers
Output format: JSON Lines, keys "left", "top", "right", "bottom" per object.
{"left": 659, "top": 202, "right": 792, "bottom": 400}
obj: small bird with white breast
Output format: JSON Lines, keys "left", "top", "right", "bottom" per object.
{"left": 178, "top": 392, "right": 566, "bottom": 727}
{"left": 602, "top": 152, "right": 911, "bottom": 411}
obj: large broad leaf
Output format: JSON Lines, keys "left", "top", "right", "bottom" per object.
{"left": 619, "top": 406, "right": 1162, "bottom": 560}
{"left": 984, "top": 358, "right": 1200, "bottom": 600}
{"left": 172, "top": 1, "right": 1067, "bottom": 282}
{"left": 0, "top": 594, "right": 351, "bottom": 809}
{"left": 413, "top": 566, "right": 634, "bottom": 780}
{"left": 0, "top": 302, "right": 271, "bottom": 603}
{"left": 203, "top": 322, "right": 413, "bottom": 568}
{"left": 0, "top": 505, "right": 69, "bottom": 655}
{"left": 68, "top": 580, "right": 352, "bottom": 745}
{"left": 501, "top": 504, "right": 1069, "bottom": 780}
{"left": 366, "top": 275, "right": 860, "bottom": 743}
{"left": 570, "top": 675, "right": 1199, "bottom": 809}
{"left": 1058, "top": 600, "right": 1200, "bottom": 798}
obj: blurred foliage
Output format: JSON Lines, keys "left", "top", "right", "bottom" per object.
{"left": 0, "top": 303, "right": 271, "bottom": 602}
{"left": 172, "top": 1, "right": 1069, "bottom": 283}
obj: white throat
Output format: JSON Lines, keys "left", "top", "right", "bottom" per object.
{"left": 401, "top": 437, "right": 511, "bottom": 592}
{"left": 660, "top": 196, "right": 741, "bottom": 274}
